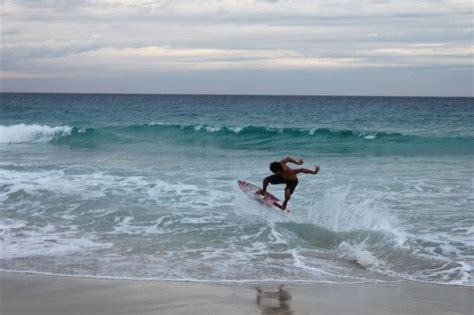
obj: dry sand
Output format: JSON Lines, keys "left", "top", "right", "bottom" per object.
{"left": 1, "top": 272, "right": 472, "bottom": 315}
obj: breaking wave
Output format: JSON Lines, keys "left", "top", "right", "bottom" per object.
{"left": 1, "top": 123, "right": 472, "bottom": 155}
{"left": 0, "top": 123, "right": 72, "bottom": 144}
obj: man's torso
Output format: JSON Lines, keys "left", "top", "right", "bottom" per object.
{"left": 280, "top": 165, "right": 298, "bottom": 181}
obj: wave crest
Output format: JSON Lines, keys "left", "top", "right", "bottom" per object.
{"left": 0, "top": 122, "right": 431, "bottom": 145}
{"left": 2, "top": 123, "right": 472, "bottom": 156}
{"left": 144, "top": 122, "right": 403, "bottom": 139}
{"left": 0, "top": 124, "right": 72, "bottom": 144}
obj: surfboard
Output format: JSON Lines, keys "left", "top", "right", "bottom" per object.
{"left": 238, "top": 180, "right": 290, "bottom": 212}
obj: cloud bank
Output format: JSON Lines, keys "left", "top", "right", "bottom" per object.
{"left": 1, "top": 0, "right": 473, "bottom": 96}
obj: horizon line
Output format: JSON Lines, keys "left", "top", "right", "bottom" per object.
{"left": 1, "top": 91, "right": 472, "bottom": 99}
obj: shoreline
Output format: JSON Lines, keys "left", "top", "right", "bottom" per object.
{"left": 0, "top": 268, "right": 471, "bottom": 287}
{"left": 1, "top": 271, "right": 472, "bottom": 315}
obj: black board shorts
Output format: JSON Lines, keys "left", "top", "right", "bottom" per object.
{"left": 265, "top": 174, "right": 298, "bottom": 193}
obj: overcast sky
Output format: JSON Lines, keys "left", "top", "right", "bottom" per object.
{"left": 1, "top": 0, "right": 473, "bottom": 96}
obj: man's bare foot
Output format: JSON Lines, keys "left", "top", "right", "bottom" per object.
{"left": 256, "top": 190, "right": 265, "bottom": 195}
{"left": 274, "top": 202, "right": 290, "bottom": 212}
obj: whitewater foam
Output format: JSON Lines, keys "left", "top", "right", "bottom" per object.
{"left": 0, "top": 222, "right": 107, "bottom": 259}
{"left": 305, "top": 186, "right": 400, "bottom": 236}
{"left": 0, "top": 124, "right": 72, "bottom": 144}
{"left": 337, "top": 241, "right": 380, "bottom": 269}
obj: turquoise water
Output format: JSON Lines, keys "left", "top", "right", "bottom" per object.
{"left": 1, "top": 93, "right": 473, "bottom": 285}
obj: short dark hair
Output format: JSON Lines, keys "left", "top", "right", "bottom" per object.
{"left": 270, "top": 161, "right": 283, "bottom": 173}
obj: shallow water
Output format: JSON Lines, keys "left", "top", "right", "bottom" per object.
{"left": 0, "top": 93, "right": 473, "bottom": 285}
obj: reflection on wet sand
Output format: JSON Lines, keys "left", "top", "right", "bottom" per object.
{"left": 256, "top": 284, "right": 293, "bottom": 315}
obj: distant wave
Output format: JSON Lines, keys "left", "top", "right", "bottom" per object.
{"left": 0, "top": 122, "right": 404, "bottom": 143}
{"left": 142, "top": 122, "right": 406, "bottom": 140}
{"left": 1, "top": 123, "right": 473, "bottom": 155}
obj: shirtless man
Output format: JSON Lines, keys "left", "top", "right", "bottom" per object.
{"left": 257, "top": 157, "right": 320, "bottom": 211}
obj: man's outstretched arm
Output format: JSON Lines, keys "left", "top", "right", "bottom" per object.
{"left": 296, "top": 165, "right": 320, "bottom": 175}
{"left": 280, "top": 156, "right": 303, "bottom": 165}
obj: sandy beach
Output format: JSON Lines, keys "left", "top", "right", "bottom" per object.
{"left": 0, "top": 272, "right": 472, "bottom": 315}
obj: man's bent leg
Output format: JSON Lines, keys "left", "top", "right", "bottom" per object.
{"left": 281, "top": 188, "right": 292, "bottom": 210}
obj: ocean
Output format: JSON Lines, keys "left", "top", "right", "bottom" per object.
{"left": 0, "top": 93, "right": 473, "bottom": 285}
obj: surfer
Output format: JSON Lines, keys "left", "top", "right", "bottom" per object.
{"left": 257, "top": 157, "right": 320, "bottom": 211}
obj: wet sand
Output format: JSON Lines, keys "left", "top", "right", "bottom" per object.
{"left": 0, "top": 272, "right": 472, "bottom": 315}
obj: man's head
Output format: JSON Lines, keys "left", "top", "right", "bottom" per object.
{"left": 270, "top": 161, "right": 283, "bottom": 174}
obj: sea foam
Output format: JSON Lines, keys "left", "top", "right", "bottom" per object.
{"left": 0, "top": 123, "right": 72, "bottom": 143}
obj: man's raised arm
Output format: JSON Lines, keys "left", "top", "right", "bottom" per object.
{"left": 295, "top": 165, "right": 320, "bottom": 175}
{"left": 280, "top": 156, "right": 303, "bottom": 165}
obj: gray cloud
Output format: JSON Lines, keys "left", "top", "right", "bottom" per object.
{"left": 1, "top": 0, "right": 473, "bottom": 96}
